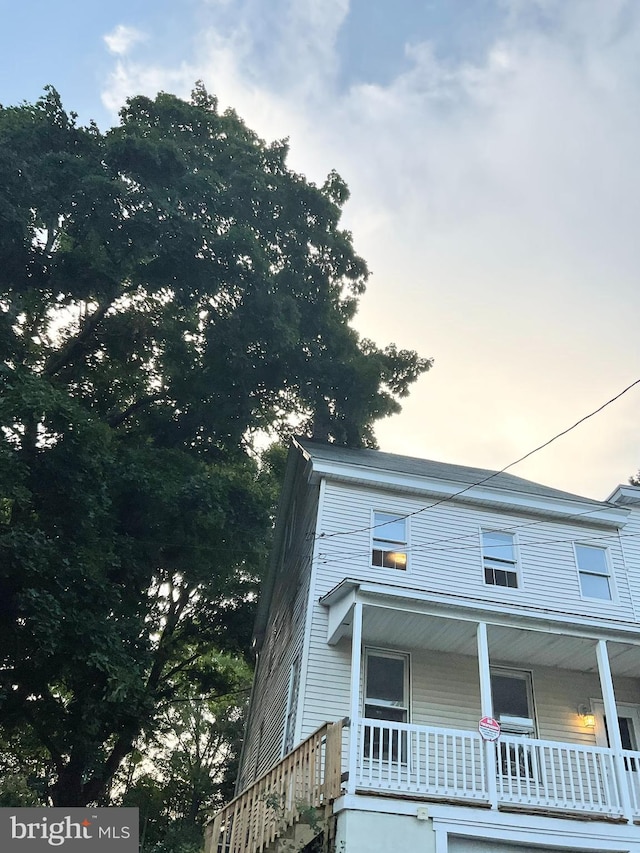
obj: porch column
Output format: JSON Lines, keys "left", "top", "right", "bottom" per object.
{"left": 596, "top": 638, "right": 633, "bottom": 821}
{"left": 476, "top": 621, "right": 498, "bottom": 808}
{"left": 347, "top": 599, "right": 363, "bottom": 795}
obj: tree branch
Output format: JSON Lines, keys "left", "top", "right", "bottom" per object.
{"left": 43, "top": 302, "right": 111, "bottom": 378}
{"left": 106, "top": 393, "right": 165, "bottom": 428}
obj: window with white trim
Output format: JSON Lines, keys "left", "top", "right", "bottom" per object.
{"left": 491, "top": 668, "right": 537, "bottom": 780}
{"left": 491, "top": 668, "right": 535, "bottom": 729}
{"left": 371, "top": 512, "right": 407, "bottom": 570}
{"left": 364, "top": 650, "right": 409, "bottom": 761}
{"left": 481, "top": 530, "right": 518, "bottom": 588}
{"left": 364, "top": 650, "right": 408, "bottom": 722}
{"left": 575, "top": 544, "right": 612, "bottom": 600}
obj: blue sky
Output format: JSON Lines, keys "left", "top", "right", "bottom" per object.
{"left": 2, "top": 0, "right": 640, "bottom": 498}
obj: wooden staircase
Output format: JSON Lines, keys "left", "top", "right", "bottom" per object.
{"left": 205, "top": 720, "right": 344, "bottom": 853}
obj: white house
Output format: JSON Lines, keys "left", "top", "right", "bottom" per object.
{"left": 206, "top": 438, "right": 640, "bottom": 853}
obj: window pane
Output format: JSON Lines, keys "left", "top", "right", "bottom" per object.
{"left": 482, "top": 531, "right": 514, "bottom": 562}
{"left": 619, "top": 717, "right": 636, "bottom": 751}
{"left": 492, "top": 673, "right": 530, "bottom": 719}
{"left": 372, "top": 548, "right": 407, "bottom": 570}
{"left": 373, "top": 513, "right": 406, "bottom": 544}
{"left": 576, "top": 544, "right": 608, "bottom": 575}
{"left": 364, "top": 705, "right": 407, "bottom": 723}
{"left": 580, "top": 572, "right": 611, "bottom": 600}
{"left": 366, "top": 655, "right": 405, "bottom": 704}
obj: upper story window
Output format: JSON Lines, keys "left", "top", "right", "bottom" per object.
{"left": 482, "top": 530, "right": 518, "bottom": 588}
{"left": 371, "top": 512, "right": 407, "bottom": 570}
{"left": 575, "top": 544, "right": 612, "bottom": 600}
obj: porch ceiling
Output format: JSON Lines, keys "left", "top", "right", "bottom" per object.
{"left": 354, "top": 605, "right": 640, "bottom": 677}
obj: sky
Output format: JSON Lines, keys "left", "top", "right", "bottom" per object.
{"left": 2, "top": 0, "right": 639, "bottom": 501}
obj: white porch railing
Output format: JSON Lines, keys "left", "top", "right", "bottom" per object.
{"left": 496, "top": 734, "right": 620, "bottom": 815}
{"left": 355, "top": 719, "right": 634, "bottom": 817}
{"left": 356, "top": 719, "right": 486, "bottom": 800}
{"left": 622, "top": 749, "right": 640, "bottom": 813}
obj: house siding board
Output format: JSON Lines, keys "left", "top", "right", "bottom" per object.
{"left": 618, "top": 506, "right": 640, "bottom": 619}
{"left": 530, "top": 665, "right": 639, "bottom": 745}
{"left": 316, "top": 482, "right": 634, "bottom": 624}
{"left": 300, "top": 608, "right": 352, "bottom": 737}
{"left": 297, "top": 636, "right": 640, "bottom": 765}
{"left": 236, "top": 476, "right": 319, "bottom": 788}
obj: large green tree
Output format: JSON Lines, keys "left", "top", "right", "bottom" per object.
{"left": 0, "top": 85, "right": 431, "bottom": 807}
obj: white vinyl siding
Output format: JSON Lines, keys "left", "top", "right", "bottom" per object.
{"left": 299, "top": 631, "right": 640, "bottom": 750}
{"left": 237, "top": 477, "right": 319, "bottom": 788}
{"left": 314, "top": 481, "right": 633, "bottom": 624}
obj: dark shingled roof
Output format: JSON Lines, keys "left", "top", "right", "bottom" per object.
{"left": 296, "top": 439, "right": 611, "bottom": 508}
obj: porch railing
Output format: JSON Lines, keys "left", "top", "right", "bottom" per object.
{"left": 355, "top": 719, "right": 632, "bottom": 817}
{"left": 622, "top": 749, "right": 640, "bottom": 812}
{"left": 205, "top": 720, "right": 343, "bottom": 853}
{"left": 356, "top": 719, "right": 486, "bottom": 800}
{"left": 496, "top": 734, "right": 620, "bottom": 815}
{"left": 207, "top": 718, "right": 640, "bottom": 853}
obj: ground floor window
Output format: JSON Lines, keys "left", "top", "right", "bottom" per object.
{"left": 363, "top": 649, "right": 409, "bottom": 761}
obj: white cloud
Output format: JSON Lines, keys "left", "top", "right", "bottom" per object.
{"left": 103, "top": 24, "right": 147, "bottom": 56}
{"left": 100, "top": 0, "right": 640, "bottom": 497}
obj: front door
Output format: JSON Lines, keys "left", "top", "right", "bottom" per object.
{"left": 593, "top": 701, "right": 640, "bottom": 755}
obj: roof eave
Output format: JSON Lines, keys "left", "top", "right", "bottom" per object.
{"left": 307, "top": 458, "right": 629, "bottom": 527}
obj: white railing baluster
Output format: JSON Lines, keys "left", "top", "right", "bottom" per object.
{"left": 354, "top": 719, "right": 630, "bottom": 819}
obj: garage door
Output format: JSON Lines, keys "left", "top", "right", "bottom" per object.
{"left": 449, "top": 838, "right": 585, "bottom": 853}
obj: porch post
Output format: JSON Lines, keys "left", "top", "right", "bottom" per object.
{"left": 347, "top": 599, "right": 363, "bottom": 795}
{"left": 476, "top": 621, "right": 498, "bottom": 808}
{"left": 596, "top": 638, "right": 633, "bottom": 820}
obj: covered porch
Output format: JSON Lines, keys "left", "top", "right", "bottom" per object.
{"left": 322, "top": 580, "right": 640, "bottom": 821}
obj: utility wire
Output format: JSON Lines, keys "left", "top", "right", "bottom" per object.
{"left": 317, "top": 528, "right": 640, "bottom": 567}
{"left": 315, "top": 377, "right": 640, "bottom": 542}
{"left": 315, "top": 502, "right": 622, "bottom": 567}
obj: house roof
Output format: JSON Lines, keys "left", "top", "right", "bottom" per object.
{"left": 295, "top": 438, "right": 614, "bottom": 510}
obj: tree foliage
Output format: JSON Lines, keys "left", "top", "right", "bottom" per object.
{"left": 0, "top": 85, "right": 431, "bottom": 809}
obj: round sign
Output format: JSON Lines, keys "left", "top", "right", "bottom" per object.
{"left": 478, "top": 716, "right": 501, "bottom": 741}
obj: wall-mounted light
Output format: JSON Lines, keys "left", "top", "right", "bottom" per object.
{"left": 578, "top": 704, "right": 596, "bottom": 728}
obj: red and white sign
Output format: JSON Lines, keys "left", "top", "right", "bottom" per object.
{"left": 478, "top": 716, "right": 501, "bottom": 741}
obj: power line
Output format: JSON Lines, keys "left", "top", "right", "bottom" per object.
{"left": 315, "top": 377, "right": 640, "bottom": 542}
{"left": 318, "top": 527, "right": 640, "bottom": 567}
{"left": 315, "top": 503, "right": 614, "bottom": 566}
{"left": 315, "top": 500, "right": 629, "bottom": 567}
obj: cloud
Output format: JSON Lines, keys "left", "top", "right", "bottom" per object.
{"left": 103, "top": 24, "right": 147, "bottom": 56}
{"left": 99, "top": 0, "right": 640, "bottom": 497}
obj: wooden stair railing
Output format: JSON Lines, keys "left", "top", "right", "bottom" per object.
{"left": 205, "top": 720, "right": 344, "bottom": 853}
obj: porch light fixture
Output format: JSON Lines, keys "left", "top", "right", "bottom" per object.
{"left": 578, "top": 704, "right": 595, "bottom": 728}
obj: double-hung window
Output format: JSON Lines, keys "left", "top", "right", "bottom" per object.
{"left": 575, "top": 544, "right": 612, "bottom": 600}
{"left": 364, "top": 650, "right": 409, "bottom": 761}
{"left": 482, "top": 530, "right": 518, "bottom": 588}
{"left": 371, "top": 512, "right": 407, "bottom": 570}
{"left": 491, "top": 669, "right": 536, "bottom": 779}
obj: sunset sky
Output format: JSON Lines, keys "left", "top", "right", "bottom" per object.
{"left": 3, "top": 0, "right": 639, "bottom": 500}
